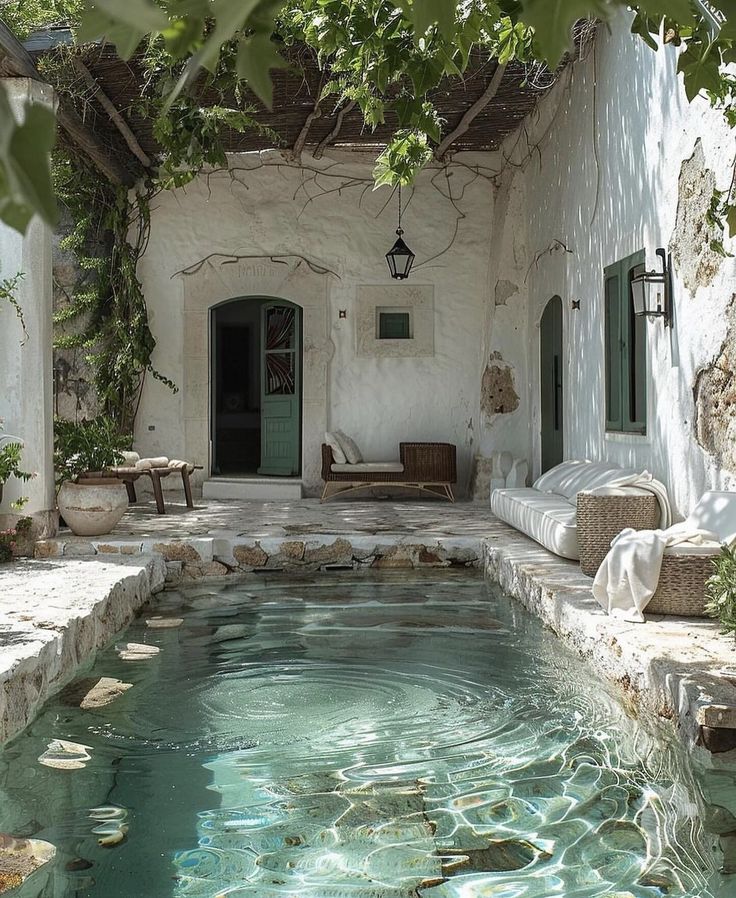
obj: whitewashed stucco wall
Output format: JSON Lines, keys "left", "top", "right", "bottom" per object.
{"left": 489, "top": 14, "right": 736, "bottom": 518}
{"left": 0, "top": 79, "right": 56, "bottom": 534}
{"left": 135, "top": 151, "right": 494, "bottom": 494}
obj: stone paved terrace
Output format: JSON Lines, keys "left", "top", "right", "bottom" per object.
{"left": 3, "top": 496, "right": 736, "bottom": 770}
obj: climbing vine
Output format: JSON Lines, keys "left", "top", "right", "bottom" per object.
{"left": 52, "top": 150, "right": 176, "bottom": 434}
{"left": 0, "top": 272, "right": 28, "bottom": 344}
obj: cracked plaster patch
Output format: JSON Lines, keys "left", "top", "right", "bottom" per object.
{"left": 494, "top": 279, "right": 518, "bottom": 306}
{"left": 671, "top": 139, "right": 723, "bottom": 294}
{"left": 481, "top": 353, "right": 520, "bottom": 416}
{"left": 694, "top": 297, "right": 736, "bottom": 473}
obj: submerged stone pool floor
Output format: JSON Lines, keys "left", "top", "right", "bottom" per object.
{"left": 3, "top": 499, "right": 736, "bottom": 880}
{"left": 0, "top": 573, "right": 729, "bottom": 898}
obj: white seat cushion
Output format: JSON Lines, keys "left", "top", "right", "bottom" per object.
{"left": 491, "top": 488, "right": 579, "bottom": 559}
{"left": 533, "top": 460, "right": 635, "bottom": 501}
{"left": 331, "top": 462, "right": 404, "bottom": 474}
{"left": 664, "top": 541, "right": 721, "bottom": 557}
{"left": 686, "top": 490, "right": 736, "bottom": 544}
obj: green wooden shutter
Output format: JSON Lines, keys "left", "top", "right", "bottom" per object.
{"left": 603, "top": 251, "right": 647, "bottom": 435}
{"left": 604, "top": 267, "right": 623, "bottom": 432}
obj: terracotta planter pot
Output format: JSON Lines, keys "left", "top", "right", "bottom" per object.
{"left": 57, "top": 480, "right": 128, "bottom": 537}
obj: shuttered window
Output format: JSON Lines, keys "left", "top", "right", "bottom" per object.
{"left": 604, "top": 251, "right": 647, "bottom": 434}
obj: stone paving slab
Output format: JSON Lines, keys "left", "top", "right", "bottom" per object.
{"left": 0, "top": 556, "right": 165, "bottom": 744}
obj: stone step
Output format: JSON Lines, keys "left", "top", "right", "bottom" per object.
{"left": 202, "top": 477, "right": 303, "bottom": 501}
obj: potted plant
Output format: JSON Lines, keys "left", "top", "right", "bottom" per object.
{"left": 0, "top": 423, "right": 33, "bottom": 511}
{"left": 54, "top": 417, "right": 131, "bottom": 536}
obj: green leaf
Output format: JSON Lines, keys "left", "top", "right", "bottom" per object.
{"left": 236, "top": 33, "right": 287, "bottom": 108}
{"left": 407, "top": 55, "right": 444, "bottom": 96}
{"left": 410, "top": 0, "right": 456, "bottom": 39}
{"left": 678, "top": 41, "right": 722, "bottom": 100}
{"left": 0, "top": 89, "right": 57, "bottom": 234}
{"left": 77, "top": 8, "right": 147, "bottom": 57}
{"left": 727, "top": 202, "right": 736, "bottom": 237}
{"left": 636, "top": 0, "right": 696, "bottom": 26}
{"left": 95, "top": 0, "right": 168, "bottom": 32}
{"left": 7, "top": 103, "right": 57, "bottom": 227}
{"left": 519, "top": 0, "right": 609, "bottom": 64}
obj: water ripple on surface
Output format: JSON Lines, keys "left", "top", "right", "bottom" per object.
{"left": 0, "top": 574, "right": 728, "bottom": 898}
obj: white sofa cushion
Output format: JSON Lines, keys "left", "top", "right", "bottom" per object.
{"left": 491, "top": 488, "right": 579, "bottom": 559}
{"left": 325, "top": 431, "right": 347, "bottom": 464}
{"left": 533, "top": 460, "right": 636, "bottom": 501}
{"left": 331, "top": 462, "right": 404, "bottom": 474}
{"left": 335, "top": 430, "right": 363, "bottom": 464}
{"left": 686, "top": 490, "right": 736, "bottom": 544}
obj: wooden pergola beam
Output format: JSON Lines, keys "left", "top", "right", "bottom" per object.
{"left": 71, "top": 55, "right": 151, "bottom": 169}
{"left": 0, "top": 19, "right": 136, "bottom": 187}
{"left": 434, "top": 62, "right": 507, "bottom": 160}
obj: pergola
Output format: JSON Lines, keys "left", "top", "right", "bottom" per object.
{"left": 0, "top": 20, "right": 570, "bottom": 187}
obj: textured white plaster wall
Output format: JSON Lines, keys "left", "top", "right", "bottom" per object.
{"left": 0, "top": 79, "right": 56, "bottom": 532}
{"left": 493, "top": 14, "right": 736, "bottom": 517}
{"left": 136, "top": 151, "right": 494, "bottom": 494}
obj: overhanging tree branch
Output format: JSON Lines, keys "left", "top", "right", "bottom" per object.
{"left": 434, "top": 63, "right": 507, "bottom": 161}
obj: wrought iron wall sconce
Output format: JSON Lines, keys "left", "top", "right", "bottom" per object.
{"left": 631, "top": 248, "right": 672, "bottom": 326}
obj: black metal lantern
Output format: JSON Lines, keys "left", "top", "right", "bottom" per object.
{"left": 631, "top": 248, "right": 672, "bottom": 326}
{"left": 386, "top": 184, "right": 415, "bottom": 279}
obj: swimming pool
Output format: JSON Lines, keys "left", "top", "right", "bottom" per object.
{"left": 0, "top": 572, "right": 728, "bottom": 896}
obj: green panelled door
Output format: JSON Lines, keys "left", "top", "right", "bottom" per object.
{"left": 257, "top": 302, "right": 301, "bottom": 476}
{"left": 540, "top": 296, "right": 564, "bottom": 473}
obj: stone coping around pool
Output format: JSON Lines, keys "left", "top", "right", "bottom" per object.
{"left": 483, "top": 529, "right": 736, "bottom": 759}
{"left": 34, "top": 533, "right": 484, "bottom": 584}
{"left": 0, "top": 555, "right": 165, "bottom": 745}
{"left": 14, "top": 511, "right": 736, "bottom": 763}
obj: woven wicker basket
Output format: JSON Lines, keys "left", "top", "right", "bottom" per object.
{"left": 577, "top": 492, "right": 660, "bottom": 577}
{"left": 646, "top": 553, "right": 716, "bottom": 617}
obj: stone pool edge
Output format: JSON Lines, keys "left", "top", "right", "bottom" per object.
{"left": 0, "top": 555, "right": 166, "bottom": 745}
{"left": 5, "top": 525, "right": 736, "bottom": 762}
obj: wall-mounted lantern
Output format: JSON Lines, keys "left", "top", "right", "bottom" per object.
{"left": 386, "top": 184, "right": 415, "bottom": 280}
{"left": 631, "top": 248, "right": 671, "bottom": 326}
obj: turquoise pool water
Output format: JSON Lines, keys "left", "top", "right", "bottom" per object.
{"left": 0, "top": 572, "right": 728, "bottom": 897}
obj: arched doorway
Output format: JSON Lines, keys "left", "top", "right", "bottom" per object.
{"left": 210, "top": 297, "right": 302, "bottom": 477}
{"left": 540, "top": 296, "right": 564, "bottom": 473}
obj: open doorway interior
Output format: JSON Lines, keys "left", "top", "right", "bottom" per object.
{"left": 211, "top": 298, "right": 302, "bottom": 477}
{"left": 212, "top": 299, "right": 263, "bottom": 475}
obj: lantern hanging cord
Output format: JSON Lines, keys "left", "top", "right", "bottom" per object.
{"left": 397, "top": 183, "right": 402, "bottom": 234}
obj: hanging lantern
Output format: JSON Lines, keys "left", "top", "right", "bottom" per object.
{"left": 386, "top": 184, "right": 415, "bottom": 279}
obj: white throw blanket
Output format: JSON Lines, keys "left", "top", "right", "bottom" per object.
{"left": 589, "top": 470, "right": 672, "bottom": 528}
{"left": 592, "top": 524, "right": 719, "bottom": 623}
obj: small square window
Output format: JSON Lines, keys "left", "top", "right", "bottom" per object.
{"left": 377, "top": 308, "right": 412, "bottom": 340}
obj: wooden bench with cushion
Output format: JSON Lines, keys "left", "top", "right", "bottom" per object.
{"left": 80, "top": 455, "right": 202, "bottom": 514}
{"left": 321, "top": 441, "right": 457, "bottom": 502}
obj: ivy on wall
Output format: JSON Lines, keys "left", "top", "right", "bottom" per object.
{"left": 52, "top": 151, "right": 176, "bottom": 434}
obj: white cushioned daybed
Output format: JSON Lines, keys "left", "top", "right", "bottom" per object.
{"left": 321, "top": 431, "right": 457, "bottom": 502}
{"left": 490, "top": 460, "right": 667, "bottom": 563}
